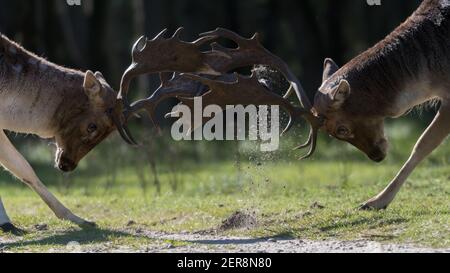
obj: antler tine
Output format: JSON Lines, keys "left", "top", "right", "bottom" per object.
{"left": 117, "top": 35, "right": 147, "bottom": 104}
{"left": 276, "top": 49, "right": 311, "bottom": 110}
{"left": 109, "top": 105, "right": 139, "bottom": 145}
{"left": 153, "top": 28, "right": 168, "bottom": 41}
{"left": 132, "top": 35, "right": 147, "bottom": 55}
{"left": 172, "top": 27, "right": 184, "bottom": 39}
{"left": 191, "top": 35, "right": 218, "bottom": 47}
{"left": 296, "top": 126, "right": 319, "bottom": 160}
{"left": 200, "top": 28, "right": 262, "bottom": 52}
{"left": 294, "top": 131, "right": 312, "bottom": 150}
{"left": 200, "top": 28, "right": 256, "bottom": 44}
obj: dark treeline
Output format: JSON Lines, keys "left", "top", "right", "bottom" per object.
{"left": 0, "top": 0, "right": 421, "bottom": 100}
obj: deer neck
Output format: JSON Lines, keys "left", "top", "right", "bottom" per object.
{"left": 337, "top": 0, "right": 449, "bottom": 118}
{"left": 0, "top": 34, "right": 87, "bottom": 138}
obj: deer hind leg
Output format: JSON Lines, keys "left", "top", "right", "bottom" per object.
{"left": 0, "top": 130, "right": 95, "bottom": 228}
{"left": 360, "top": 101, "right": 450, "bottom": 210}
{"left": 0, "top": 197, "right": 26, "bottom": 235}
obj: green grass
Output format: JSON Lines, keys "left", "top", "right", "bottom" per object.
{"left": 0, "top": 119, "right": 449, "bottom": 252}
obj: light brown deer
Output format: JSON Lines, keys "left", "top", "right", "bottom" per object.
{"left": 0, "top": 27, "right": 307, "bottom": 234}
{"left": 0, "top": 34, "right": 117, "bottom": 234}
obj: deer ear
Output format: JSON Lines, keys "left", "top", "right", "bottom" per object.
{"left": 322, "top": 58, "right": 339, "bottom": 82}
{"left": 83, "top": 70, "right": 102, "bottom": 99}
{"left": 94, "top": 71, "right": 112, "bottom": 88}
{"left": 94, "top": 71, "right": 105, "bottom": 81}
{"left": 331, "top": 79, "right": 351, "bottom": 108}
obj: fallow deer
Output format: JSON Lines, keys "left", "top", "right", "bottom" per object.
{"left": 0, "top": 33, "right": 118, "bottom": 234}
{"left": 0, "top": 27, "right": 308, "bottom": 234}
{"left": 1, "top": 27, "right": 307, "bottom": 234}
{"left": 242, "top": 0, "right": 449, "bottom": 209}
{"left": 314, "top": 0, "right": 450, "bottom": 209}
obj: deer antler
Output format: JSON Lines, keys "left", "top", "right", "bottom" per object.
{"left": 112, "top": 28, "right": 323, "bottom": 159}
{"left": 113, "top": 28, "right": 219, "bottom": 144}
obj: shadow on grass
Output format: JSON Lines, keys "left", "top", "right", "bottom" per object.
{"left": 262, "top": 212, "right": 413, "bottom": 242}
{"left": 1, "top": 228, "right": 139, "bottom": 250}
{"left": 1, "top": 228, "right": 295, "bottom": 250}
{"left": 317, "top": 216, "right": 409, "bottom": 233}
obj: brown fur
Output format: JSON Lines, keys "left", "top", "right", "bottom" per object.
{"left": 315, "top": 0, "right": 450, "bottom": 160}
{"left": 0, "top": 34, "right": 117, "bottom": 172}
{"left": 321, "top": 0, "right": 449, "bottom": 116}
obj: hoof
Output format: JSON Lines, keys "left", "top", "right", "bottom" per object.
{"left": 79, "top": 220, "right": 97, "bottom": 229}
{"left": 358, "top": 202, "right": 388, "bottom": 211}
{"left": 358, "top": 203, "right": 374, "bottom": 210}
{"left": 0, "top": 223, "right": 27, "bottom": 236}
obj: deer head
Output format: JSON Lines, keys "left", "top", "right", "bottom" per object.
{"left": 54, "top": 70, "right": 117, "bottom": 172}
{"left": 313, "top": 58, "right": 388, "bottom": 162}
{"left": 111, "top": 28, "right": 323, "bottom": 159}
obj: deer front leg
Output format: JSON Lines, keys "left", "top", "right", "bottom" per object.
{"left": 360, "top": 102, "right": 450, "bottom": 210}
{"left": 0, "top": 131, "right": 95, "bottom": 229}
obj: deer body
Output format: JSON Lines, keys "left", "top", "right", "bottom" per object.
{"left": 322, "top": 0, "right": 450, "bottom": 116}
{"left": 0, "top": 45, "right": 83, "bottom": 138}
{"left": 0, "top": 34, "right": 116, "bottom": 233}
{"left": 315, "top": 0, "right": 450, "bottom": 209}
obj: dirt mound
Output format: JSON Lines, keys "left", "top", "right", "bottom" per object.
{"left": 219, "top": 211, "right": 258, "bottom": 231}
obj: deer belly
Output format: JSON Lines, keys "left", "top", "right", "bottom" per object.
{"left": 0, "top": 93, "right": 54, "bottom": 137}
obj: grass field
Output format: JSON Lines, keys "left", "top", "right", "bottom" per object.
{"left": 0, "top": 118, "right": 449, "bottom": 252}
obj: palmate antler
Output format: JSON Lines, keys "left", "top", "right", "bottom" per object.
{"left": 111, "top": 27, "right": 323, "bottom": 159}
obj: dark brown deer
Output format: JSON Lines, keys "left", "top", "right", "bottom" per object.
{"left": 314, "top": 0, "right": 450, "bottom": 209}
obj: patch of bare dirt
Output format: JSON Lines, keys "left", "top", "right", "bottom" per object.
{"left": 219, "top": 211, "right": 258, "bottom": 231}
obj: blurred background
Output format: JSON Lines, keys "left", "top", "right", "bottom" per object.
{"left": 0, "top": 0, "right": 442, "bottom": 195}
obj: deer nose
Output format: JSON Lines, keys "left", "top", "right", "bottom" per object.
{"left": 368, "top": 150, "right": 386, "bottom": 162}
{"left": 58, "top": 158, "right": 76, "bottom": 172}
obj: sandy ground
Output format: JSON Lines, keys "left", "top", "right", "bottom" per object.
{"left": 138, "top": 231, "right": 450, "bottom": 253}
{"left": 3, "top": 230, "right": 447, "bottom": 253}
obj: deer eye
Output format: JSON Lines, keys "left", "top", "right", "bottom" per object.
{"left": 87, "top": 123, "right": 97, "bottom": 134}
{"left": 336, "top": 126, "right": 351, "bottom": 138}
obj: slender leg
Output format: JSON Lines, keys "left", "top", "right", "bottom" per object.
{"left": 0, "top": 131, "right": 95, "bottom": 228}
{"left": 0, "top": 197, "right": 11, "bottom": 225}
{"left": 360, "top": 102, "right": 450, "bottom": 210}
{"left": 0, "top": 197, "right": 26, "bottom": 235}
